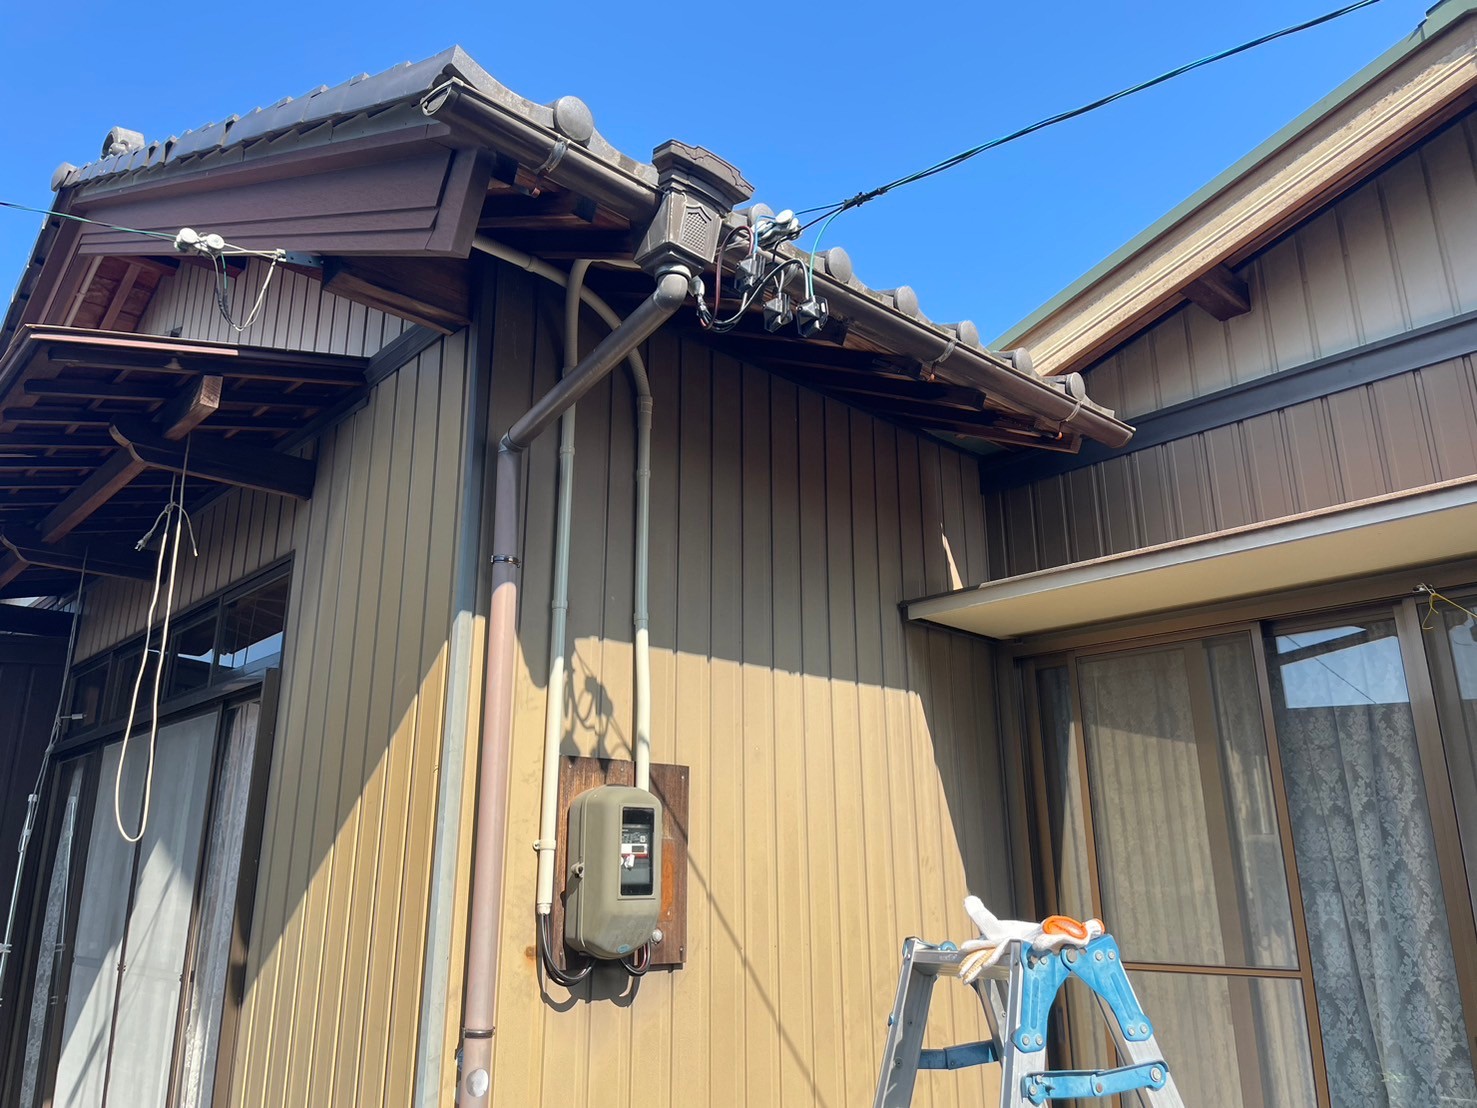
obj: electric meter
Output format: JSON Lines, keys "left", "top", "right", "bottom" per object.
{"left": 564, "top": 785, "right": 663, "bottom": 959}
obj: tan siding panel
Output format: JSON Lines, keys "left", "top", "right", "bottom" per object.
{"left": 1261, "top": 237, "right": 1317, "bottom": 371}
{"left": 482, "top": 271, "right": 1010, "bottom": 1108}
{"left": 1382, "top": 153, "right": 1456, "bottom": 328}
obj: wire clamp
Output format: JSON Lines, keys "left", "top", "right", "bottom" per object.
{"left": 534, "top": 139, "right": 570, "bottom": 181}
{"left": 491, "top": 553, "right": 522, "bottom": 568}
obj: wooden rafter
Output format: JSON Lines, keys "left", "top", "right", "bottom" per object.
{"left": 110, "top": 421, "right": 316, "bottom": 501}
{"left": 37, "top": 375, "right": 221, "bottom": 544}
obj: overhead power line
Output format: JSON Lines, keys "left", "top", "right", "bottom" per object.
{"left": 797, "top": 0, "right": 1387, "bottom": 229}
{"left": 0, "top": 199, "right": 179, "bottom": 242}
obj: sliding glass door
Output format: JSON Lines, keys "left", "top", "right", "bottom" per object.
{"left": 1264, "top": 616, "right": 1477, "bottom": 1108}
{"left": 1027, "top": 610, "right": 1477, "bottom": 1107}
{"left": 10, "top": 700, "right": 263, "bottom": 1108}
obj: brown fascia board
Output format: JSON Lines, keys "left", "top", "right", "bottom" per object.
{"left": 425, "top": 82, "right": 1132, "bottom": 447}
{"left": 1003, "top": 3, "right": 1477, "bottom": 378}
{"left": 8, "top": 49, "right": 1131, "bottom": 447}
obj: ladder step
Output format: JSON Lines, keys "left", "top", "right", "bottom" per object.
{"left": 918, "top": 1040, "right": 1000, "bottom": 1071}
{"left": 1022, "top": 1061, "right": 1170, "bottom": 1104}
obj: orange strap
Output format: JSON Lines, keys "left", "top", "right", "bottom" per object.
{"left": 1041, "top": 915, "right": 1089, "bottom": 941}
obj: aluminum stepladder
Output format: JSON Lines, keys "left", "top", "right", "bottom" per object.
{"left": 873, "top": 934, "right": 1185, "bottom": 1107}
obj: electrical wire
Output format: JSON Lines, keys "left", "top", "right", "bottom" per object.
{"left": 700, "top": 256, "right": 807, "bottom": 333}
{"left": 3, "top": 197, "right": 289, "bottom": 332}
{"left": 621, "top": 943, "right": 651, "bottom": 977}
{"left": 794, "top": 0, "right": 1386, "bottom": 231}
{"left": 537, "top": 912, "right": 595, "bottom": 987}
{"left": 209, "top": 250, "right": 284, "bottom": 333}
{"left": 0, "top": 199, "right": 180, "bottom": 242}
{"left": 114, "top": 437, "right": 198, "bottom": 844}
{"left": 0, "top": 559, "right": 87, "bottom": 1008}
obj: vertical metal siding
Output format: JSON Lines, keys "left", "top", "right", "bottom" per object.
{"left": 71, "top": 260, "right": 472, "bottom": 1107}
{"left": 993, "top": 113, "right": 1477, "bottom": 578}
{"left": 486, "top": 266, "right": 1012, "bottom": 1108}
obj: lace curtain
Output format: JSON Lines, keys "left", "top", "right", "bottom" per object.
{"left": 1272, "top": 623, "right": 1477, "bottom": 1108}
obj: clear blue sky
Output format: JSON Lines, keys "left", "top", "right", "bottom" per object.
{"left": 0, "top": 0, "right": 1426, "bottom": 341}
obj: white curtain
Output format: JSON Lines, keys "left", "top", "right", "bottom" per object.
{"left": 52, "top": 712, "right": 218, "bottom": 1108}
{"left": 1273, "top": 622, "right": 1477, "bottom": 1107}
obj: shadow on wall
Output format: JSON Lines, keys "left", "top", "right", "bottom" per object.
{"left": 49, "top": 262, "right": 1014, "bottom": 1104}
{"left": 478, "top": 267, "right": 1012, "bottom": 1105}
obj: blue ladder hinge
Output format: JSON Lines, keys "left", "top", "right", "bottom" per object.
{"left": 1023, "top": 1061, "right": 1169, "bottom": 1104}
{"left": 918, "top": 1040, "right": 1000, "bottom": 1070}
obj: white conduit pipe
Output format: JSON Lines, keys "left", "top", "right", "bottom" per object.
{"left": 533, "top": 257, "right": 587, "bottom": 916}
{"left": 472, "top": 237, "right": 655, "bottom": 912}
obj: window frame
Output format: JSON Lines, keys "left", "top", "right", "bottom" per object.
{"left": 1020, "top": 623, "right": 1331, "bottom": 1107}
{"left": 1021, "top": 593, "right": 1477, "bottom": 1108}
{"left": 1, "top": 561, "right": 289, "bottom": 1108}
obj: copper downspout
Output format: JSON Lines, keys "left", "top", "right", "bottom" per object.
{"left": 458, "top": 268, "right": 690, "bottom": 1106}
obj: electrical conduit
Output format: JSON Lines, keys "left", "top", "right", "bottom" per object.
{"left": 458, "top": 263, "right": 688, "bottom": 1108}
{"left": 471, "top": 238, "right": 656, "bottom": 911}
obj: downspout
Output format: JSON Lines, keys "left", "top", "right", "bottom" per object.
{"left": 468, "top": 238, "right": 656, "bottom": 903}
{"left": 458, "top": 267, "right": 689, "bottom": 1106}
{"left": 457, "top": 141, "right": 751, "bottom": 1107}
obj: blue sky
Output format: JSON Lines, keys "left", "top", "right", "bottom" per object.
{"left": 0, "top": 0, "right": 1426, "bottom": 341}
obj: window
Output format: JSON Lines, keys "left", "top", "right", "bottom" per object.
{"left": 1028, "top": 611, "right": 1477, "bottom": 1107}
{"left": 70, "top": 568, "right": 290, "bottom": 731}
{"left": 8, "top": 568, "right": 287, "bottom": 1108}
{"left": 218, "top": 576, "right": 288, "bottom": 679}
{"left": 1027, "top": 634, "right": 1317, "bottom": 1106}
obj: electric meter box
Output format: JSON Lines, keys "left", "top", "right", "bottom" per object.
{"left": 564, "top": 785, "right": 663, "bottom": 959}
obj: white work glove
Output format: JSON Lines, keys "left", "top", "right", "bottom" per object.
{"left": 957, "top": 896, "right": 1104, "bottom": 982}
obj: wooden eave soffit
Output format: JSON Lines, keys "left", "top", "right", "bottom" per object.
{"left": 1182, "top": 264, "right": 1251, "bottom": 321}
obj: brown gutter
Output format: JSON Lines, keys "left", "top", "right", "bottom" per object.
{"left": 424, "top": 80, "right": 1132, "bottom": 448}
{"left": 812, "top": 275, "right": 1134, "bottom": 448}
{"left": 458, "top": 268, "right": 690, "bottom": 1107}
{"left": 423, "top": 79, "right": 660, "bottom": 224}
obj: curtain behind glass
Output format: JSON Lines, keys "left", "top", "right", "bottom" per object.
{"left": 1270, "top": 619, "right": 1477, "bottom": 1107}
{"left": 107, "top": 713, "right": 216, "bottom": 1108}
{"left": 177, "top": 701, "right": 259, "bottom": 1108}
{"left": 1079, "top": 641, "right": 1295, "bottom": 968}
{"left": 53, "top": 742, "right": 139, "bottom": 1107}
{"left": 18, "top": 763, "right": 83, "bottom": 1108}
{"left": 51, "top": 712, "right": 219, "bottom": 1108}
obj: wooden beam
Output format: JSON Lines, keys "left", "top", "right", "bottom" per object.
{"left": 1183, "top": 264, "right": 1251, "bottom": 321}
{"left": 156, "top": 374, "right": 223, "bottom": 437}
{"left": 0, "top": 531, "right": 155, "bottom": 581}
{"left": 111, "top": 422, "right": 316, "bottom": 500}
{"left": 0, "top": 432, "right": 114, "bottom": 449}
{"left": 477, "top": 189, "right": 601, "bottom": 229}
{"left": 768, "top": 364, "right": 987, "bottom": 409}
{"left": 49, "top": 351, "right": 365, "bottom": 387}
{"left": 37, "top": 375, "right": 221, "bottom": 543}
{"left": 0, "top": 604, "right": 73, "bottom": 637}
{"left": 485, "top": 227, "right": 643, "bottom": 260}
{"left": 321, "top": 256, "right": 471, "bottom": 334}
{"left": 98, "top": 262, "right": 143, "bottom": 332}
{"left": 0, "top": 572, "right": 78, "bottom": 599}
{"left": 25, "top": 379, "right": 175, "bottom": 402}
{"left": 38, "top": 452, "right": 143, "bottom": 542}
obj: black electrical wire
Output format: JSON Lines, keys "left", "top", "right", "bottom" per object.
{"left": 796, "top": 0, "right": 1387, "bottom": 229}
{"left": 0, "top": 198, "right": 180, "bottom": 241}
{"left": 538, "top": 912, "right": 596, "bottom": 986}
{"left": 622, "top": 943, "right": 652, "bottom": 977}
